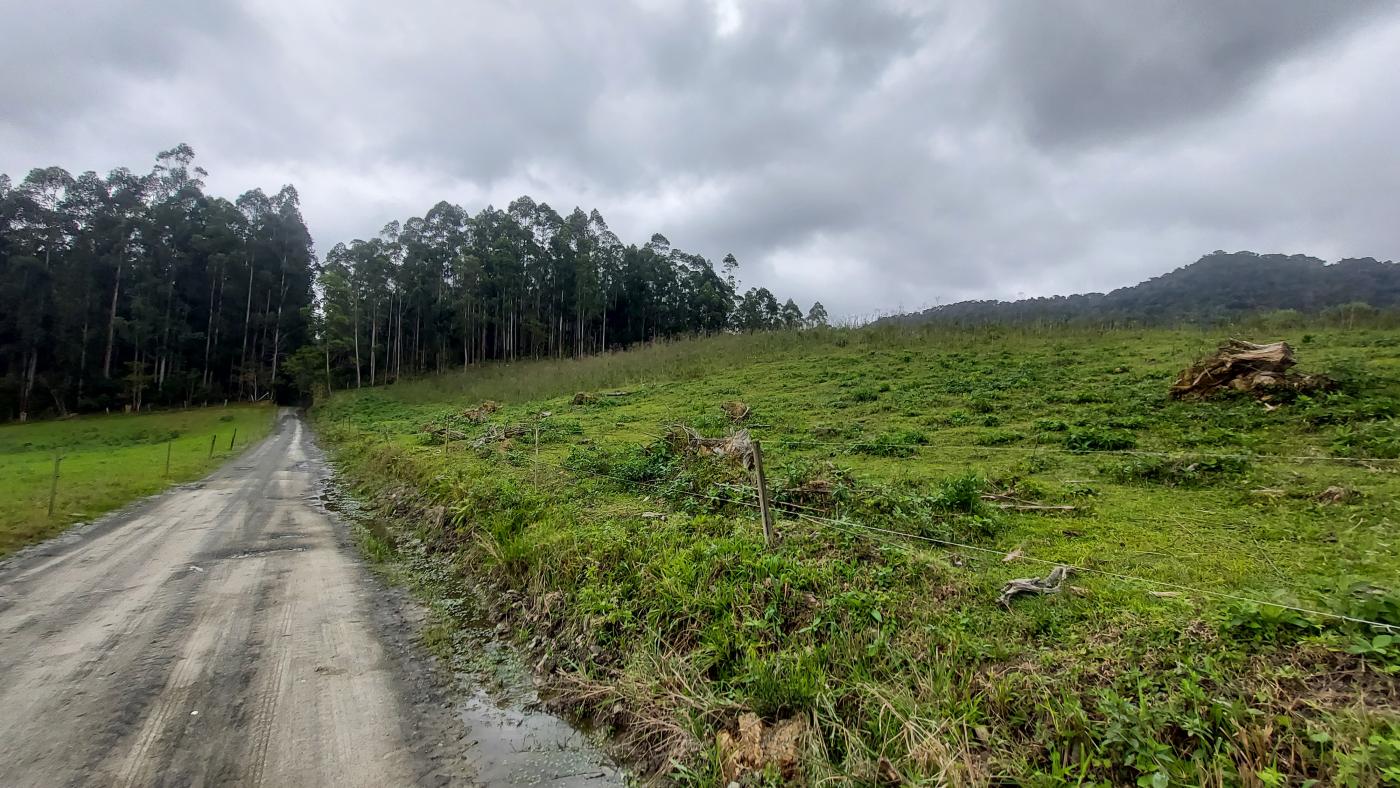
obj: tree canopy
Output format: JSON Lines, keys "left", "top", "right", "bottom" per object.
{"left": 0, "top": 146, "right": 313, "bottom": 419}
{"left": 2, "top": 147, "right": 826, "bottom": 418}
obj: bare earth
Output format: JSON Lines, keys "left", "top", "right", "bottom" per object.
{"left": 0, "top": 410, "right": 619, "bottom": 787}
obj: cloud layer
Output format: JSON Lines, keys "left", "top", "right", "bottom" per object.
{"left": 2, "top": 0, "right": 1396, "bottom": 319}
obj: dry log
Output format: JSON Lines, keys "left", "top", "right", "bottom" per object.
{"left": 1170, "top": 339, "right": 1333, "bottom": 400}
{"left": 471, "top": 423, "right": 527, "bottom": 448}
{"left": 421, "top": 425, "right": 471, "bottom": 441}
{"left": 998, "top": 565, "right": 1071, "bottom": 607}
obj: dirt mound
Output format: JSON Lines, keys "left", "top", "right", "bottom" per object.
{"left": 1170, "top": 340, "right": 1334, "bottom": 400}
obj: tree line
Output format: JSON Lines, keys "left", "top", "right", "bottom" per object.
{"left": 300, "top": 198, "right": 827, "bottom": 393}
{"left": 1, "top": 147, "right": 827, "bottom": 419}
{"left": 0, "top": 146, "right": 314, "bottom": 420}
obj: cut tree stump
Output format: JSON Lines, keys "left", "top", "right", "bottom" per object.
{"left": 1170, "top": 339, "right": 1333, "bottom": 400}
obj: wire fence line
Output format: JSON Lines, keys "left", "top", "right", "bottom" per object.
{"left": 624, "top": 426, "right": 1400, "bottom": 465}
{"left": 748, "top": 436, "right": 1400, "bottom": 465}
{"left": 514, "top": 439, "right": 1398, "bottom": 633}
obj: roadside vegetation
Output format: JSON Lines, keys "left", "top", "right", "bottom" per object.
{"left": 0, "top": 404, "right": 273, "bottom": 557}
{"left": 315, "top": 321, "right": 1400, "bottom": 786}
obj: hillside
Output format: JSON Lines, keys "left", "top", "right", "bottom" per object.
{"left": 314, "top": 324, "right": 1400, "bottom": 785}
{"left": 886, "top": 252, "right": 1400, "bottom": 326}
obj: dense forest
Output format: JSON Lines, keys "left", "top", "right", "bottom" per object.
{"left": 885, "top": 252, "right": 1400, "bottom": 327}
{"left": 0, "top": 146, "right": 314, "bottom": 421}
{"left": 308, "top": 198, "right": 820, "bottom": 393}
{"left": 0, "top": 147, "right": 821, "bottom": 420}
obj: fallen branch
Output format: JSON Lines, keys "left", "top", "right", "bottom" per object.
{"left": 472, "top": 423, "right": 528, "bottom": 448}
{"left": 980, "top": 493, "right": 1077, "bottom": 513}
{"left": 421, "top": 425, "right": 471, "bottom": 441}
{"left": 999, "top": 565, "right": 1071, "bottom": 607}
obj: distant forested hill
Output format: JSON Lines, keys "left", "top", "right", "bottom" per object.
{"left": 884, "top": 252, "right": 1400, "bottom": 326}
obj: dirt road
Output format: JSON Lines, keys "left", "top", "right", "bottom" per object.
{"left": 0, "top": 410, "right": 618, "bottom": 787}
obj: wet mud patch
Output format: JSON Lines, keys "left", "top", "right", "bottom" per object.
{"left": 320, "top": 472, "right": 625, "bottom": 785}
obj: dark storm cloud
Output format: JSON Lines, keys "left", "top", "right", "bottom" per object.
{"left": 983, "top": 0, "right": 1389, "bottom": 148}
{"left": 2, "top": 0, "right": 1397, "bottom": 319}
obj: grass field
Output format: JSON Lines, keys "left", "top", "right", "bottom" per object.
{"left": 314, "top": 323, "right": 1400, "bottom": 786}
{"left": 0, "top": 404, "right": 275, "bottom": 557}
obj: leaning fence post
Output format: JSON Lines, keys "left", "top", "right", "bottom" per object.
{"left": 47, "top": 453, "right": 63, "bottom": 517}
{"left": 209, "top": 434, "right": 217, "bottom": 459}
{"left": 752, "top": 440, "right": 774, "bottom": 547}
{"left": 229, "top": 428, "right": 237, "bottom": 451}
{"left": 165, "top": 439, "right": 173, "bottom": 478}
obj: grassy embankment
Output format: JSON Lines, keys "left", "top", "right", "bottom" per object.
{"left": 314, "top": 324, "right": 1400, "bottom": 786}
{"left": 0, "top": 404, "right": 275, "bottom": 557}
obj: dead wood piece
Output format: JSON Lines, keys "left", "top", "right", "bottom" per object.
{"left": 1170, "top": 339, "right": 1334, "bottom": 400}
{"left": 422, "top": 424, "right": 471, "bottom": 441}
{"left": 463, "top": 400, "right": 501, "bottom": 422}
{"left": 1317, "top": 485, "right": 1361, "bottom": 505}
{"left": 717, "top": 712, "right": 806, "bottom": 783}
{"left": 720, "top": 400, "right": 752, "bottom": 422}
{"left": 471, "top": 423, "right": 527, "bottom": 448}
{"left": 665, "top": 425, "right": 756, "bottom": 469}
{"left": 571, "top": 392, "right": 597, "bottom": 406}
{"left": 980, "top": 492, "right": 1077, "bottom": 513}
{"left": 998, "top": 565, "right": 1072, "bottom": 607}
{"left": 604, "top": 390, "right": 632, "bottom": 397}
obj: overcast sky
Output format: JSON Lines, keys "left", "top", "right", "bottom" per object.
{"left": 2, "top": 1, "right": 1397, "bottom": 320}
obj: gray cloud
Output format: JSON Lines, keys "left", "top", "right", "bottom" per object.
{"left": 2, "top": 0, "right": 1397, "bottom": 320}
{"left": 983, "top": 0, "right": 1388, "bottom": 148}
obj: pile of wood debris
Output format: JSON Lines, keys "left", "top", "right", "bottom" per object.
{"left": 1169, "top": 339, "right": 1334, "bottom": 400}
{"left": 664, "top": 425, "right": 755, "bottom": 469}
{"left": 462, "top": 400, "right": 500, "bottom": 422}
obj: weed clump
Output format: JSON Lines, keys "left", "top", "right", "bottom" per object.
{"left": 1064, "top": 427, "right": 1138, "bottom": 452}
{"left": 853, "top": 428, "right": 926, "bottom": 457}
{"left": 1104, "top": 454, "right": 1249, "bottom": 487}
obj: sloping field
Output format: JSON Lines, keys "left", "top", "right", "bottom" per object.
{"left": 0, "top": 404, "right": 274, "bottom": 557}
{"left": 315, "top": 325, "right": 1400, "bottom": 785}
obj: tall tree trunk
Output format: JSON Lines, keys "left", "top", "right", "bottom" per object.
{"left": 352, "top": 292, "right": 362, "bottom": 388}
{"left": 102, "top": 243, "right": 124, "bottom": 379}
{"left": 239, "top": 254, "right": 255, "bottom": 398}
{"left": 269, "top": 266, "right": 287, "bottom": 395}
{"left": 202, "top": 268, "right": 217, "bottom": 389}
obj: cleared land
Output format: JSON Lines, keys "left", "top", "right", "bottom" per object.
{"left": 315, "top": 324, "right": 1400, "bottom": 785}
{"left": 0, "top": 404, "right": 274, "bottom": 557}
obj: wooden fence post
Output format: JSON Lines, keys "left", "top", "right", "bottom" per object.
{"left": 752, "top": 440, "right": 774, "bottom": 547}
{"left": 209, "top": 434, "right": 216, "bottom": 459}
{"left": 229, "top": 428, "right": 237, "bottom": 451}
{"left": 165, "top": 440, "right": 172, "bottom": 478}
{"left": 533, "top": 424, "right": 541, "bottom": 489}
{"left": 47, "top": 454, "right": 63, "bottom": 517}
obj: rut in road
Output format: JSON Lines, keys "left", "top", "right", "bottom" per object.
{"left": 0, "top": 409, "right": 620, "bottom": 787}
